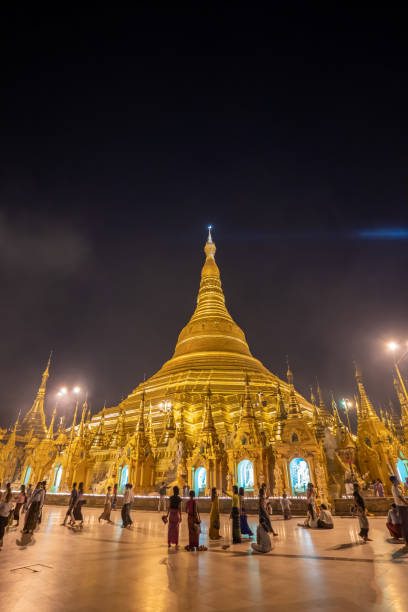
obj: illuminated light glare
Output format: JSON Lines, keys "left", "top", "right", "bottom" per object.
{"left": 388, "top": 341, "right": 398, "bottom": 351}
{"left": 57, "top": 392, "right": 62, "bottom": 397}
{"left": 60, "top": 387, "right": 67, "bottom": 395}
{"left": 73, "top": 386, "right": 81, "bottom": 393}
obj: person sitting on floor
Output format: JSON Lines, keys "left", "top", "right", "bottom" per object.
{"left": 317, "top": 503, "right": 334, "bottom": 529}
{"left": 386, "top": 503, "right": 402, "bottom": 541}
{"left": 251, "top": 515, "right": 273, "bottom": 554}
{"left": 280, "top": 493, "right": 292, "bottom": 520}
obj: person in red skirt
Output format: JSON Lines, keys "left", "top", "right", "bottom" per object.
{"left": 166, "top": 486, "right": 182, "bottom": 548}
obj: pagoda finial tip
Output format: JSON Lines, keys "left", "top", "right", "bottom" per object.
{"left": 207, "top": 225, "right": 213, "bottom": 243}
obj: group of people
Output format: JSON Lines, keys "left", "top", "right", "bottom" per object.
{"left": 62, "top": 481, "right": 129, "bottom": 529}
{"left": 297, "top": 482, "right": 334, "bottom": 530}
{"left": 0, "top": 480, "right": 48, "bottom": 546}
{"left": 2, "top": 473, "right": 408, "bottom": 554}
{"left": 162, "top": 483, "right": 279, "bottom": 554}
{"left": 385, "top": 475, "right": 408, "bottom": 547}
{"left": 61, "top": 482, "right": 87, "bottom": 528}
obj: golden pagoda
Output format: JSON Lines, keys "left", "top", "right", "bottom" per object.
{"left": 2, "top": 229, "right": 408, "bottom": 500}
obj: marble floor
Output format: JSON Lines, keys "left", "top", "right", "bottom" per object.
{"left": 0, "top": 506, "right": 407, "bottom": 612}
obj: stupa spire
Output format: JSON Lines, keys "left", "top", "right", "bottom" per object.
{"left": 287, "top": 361, "right": 301, "bottom": 416}
{"left": 197, "top": 387, "right": 219, "bottom": 454}
{"left": 47, "top": 407, "right": 57, "bottom": 439}
{"left": 207, "top": 224, "right": 213, "bottom": 243}
{"left": 78, "top": 396, "right": 88, "bottom": 438}
{"left": 202, "top": 387, "right": 216, "bottom": 432}
{"left": 20, "top": 353, "right": 52, "bottom": 437}
{"left": 241, "top": 374, "right": 257, "bottom": 422}
{"left": 354, "top": 364, "right": 380, "bottom": 421}
{"left": 330, "top": 392, "right": 343, "bottom": 429}
{"left": 276, "top": 384, "right": 287, "bottom": 420}
{"left": 312, "top": 390, "right": 325, "bottom": 440}
{"left": 147, "top": 402, "right": 157, "bottom": 448}
{"left": 69, "top": 400, "right": 79, "bottom": 443}
{"left": 137, "top": 389, "right": 146, "bottom": 433}
{"left": 170, "top": 229, "right": 253, "bottom": 360}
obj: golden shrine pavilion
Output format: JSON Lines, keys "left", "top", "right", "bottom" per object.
{"left": 1, "top": 230, "right": 408, "bottom": 500}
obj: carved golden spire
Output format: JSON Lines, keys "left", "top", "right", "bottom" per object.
{"left": 69, "top": 399, "right": 79, "bottom": 443}
{"left": 310, "top": 386, "right": 317, "bottom": 406}
{"left": 91, "top": 406, "right": 107, "bottom": 448}
{"left": 47, "top": 407, "right": 57, "bottom": 439}
{"left": 240, "top": 374, "right": 258, "bottom": 422}
{"left": 197, "top": 387, "right": 219, "bottom": 454}
{"left": 287, "top": 362, "right": 301, "bottom": 416}
{"left": 202, "top": 387, "right": 216, "bottom": 432}
{"left": 13, "top": 410, "right": 21, "bottom": 433}
{"left": 147, "top": 402, "right": 157, "bottom": 448}
{"left": 312, "top": 390, "right": 325, "bottom": 440}
{"left": 276, "top": 383, "right": 287, "bottom": 420}
{"left": 354, "top": 363, "right": 380, "bottom": 421}
{"left": 19, "top": 353, "right": 52, "bottom": 438}
{"left": 330, "top": 392, "right": 343, "bottom": 429}
{"left": 136, "top": 389, "right": 146, "bottom": 433}
{"left": 78, "top": 396, "right": 88, "bottom": 438}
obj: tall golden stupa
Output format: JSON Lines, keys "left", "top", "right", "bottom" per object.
{"left": 1, "top": 229, "right": 408, "bottom": 499}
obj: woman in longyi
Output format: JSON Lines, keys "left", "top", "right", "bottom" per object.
{"left": 209, "top": 487, "right": 222, "bottom": 540}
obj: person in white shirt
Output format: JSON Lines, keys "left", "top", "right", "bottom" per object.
{"left": 317, "top": 504, "right": 334, "bottom": 529}
{"left": 386, "top": 503, "right": 402, "bottom": 540}
{"left": 0, "top": 492, "right": 13, "bottom": 546}
{"left": 390, "top": 476, "right": 408, "bottom": 546}
{"left": 121, "top": 483, "right": 134, "bottom": 528}
{"left": 280, "top": 493, "right": 292, "bottom": 520}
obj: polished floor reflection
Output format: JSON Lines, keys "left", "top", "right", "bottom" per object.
{"left": 1, "top": 506, "right": 407, "bottom": 611}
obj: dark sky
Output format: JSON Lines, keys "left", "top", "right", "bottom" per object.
{"left": 1, "top": 7, "right": 407, "bottom": 429}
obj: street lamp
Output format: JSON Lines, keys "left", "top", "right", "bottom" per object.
{"left": 341, "top": 398, "right": 353, "bottom": 431}
{"left": 387, "top": 341, "right": 408, "bottom": 405}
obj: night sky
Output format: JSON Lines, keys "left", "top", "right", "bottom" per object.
{"left": 1, "top": 7, "right": 407, "bottom": 428}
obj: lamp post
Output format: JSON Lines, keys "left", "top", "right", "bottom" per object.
{"left": 341, "top": 398, "right": 353, "bottom": 431}
{"left": 387, "top": 342, "right": 408, "bottom": 404}
{"left": 56, "top": 386, "right": 82, "bottom": 424}
{"left": 159, "top": 400, "right": 172, "bottom": 413}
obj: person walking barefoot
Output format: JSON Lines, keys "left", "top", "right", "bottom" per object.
{"left": 111, "top": 483, "right": 118, "bottom": 511}
{"left": 72, "top": 482, "right": 85, "bottom": 529}
{"left": 167, "top": 486, "right": 182, "bottom": 548}
{"left": 224, "top": 485, "right": 241, "bottom": 544}
{"left": 121, "top": 483, "right": 134, "bottom": 528}
{"left": 390, "top": 475, "right": 408, "bottom": 550}
{"left": 99, "top": 486, "right": 113, "bottom": 523}
{"left": 62, "top": 482, "right": 78, "bottom": 526}
{"left": 259, "top": 487, "right": 278, "bottom": 536}
{"left": 13, "top": 485, "right": 26, "bottom": 527}
{"left": 352, "top": 483, "right": 370, "bottom": 542}
{"left": 185, "top": 490, "right": 203, "bottom": 551}
{"left": 0, "top": 491, "right": 13, "bottom": 547}
{"left": 239, "top": 487, "right": 253, "bottom": 537}
{"left": 209, "top": 487, "right": 222, "bottom": 540}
